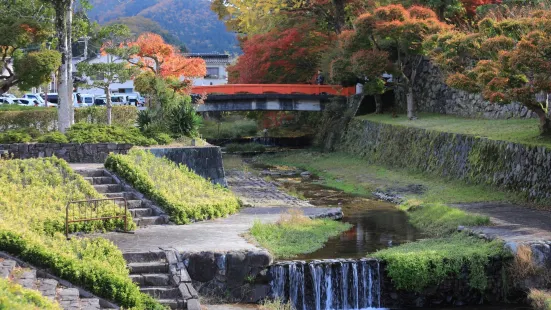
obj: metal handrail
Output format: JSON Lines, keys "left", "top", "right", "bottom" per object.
{"left": 65, "top": 197, "right": 128, "bottom": 239}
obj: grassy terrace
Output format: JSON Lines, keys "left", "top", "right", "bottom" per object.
{"left": 360, "top": 113, "right": 551, "bottom": 147}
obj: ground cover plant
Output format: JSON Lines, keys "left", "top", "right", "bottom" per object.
{"left": 0, "top": 158, "right": 161, "bottom": 309}
{"left": 0, "top": 277, "right": 61, "bottom": 310}
{"left": 65, "top": 123, "right": 157, "bottom": 146}
{"left": 249, "top": 210, "right": 352, "bottom": 258}
{"left": 105, "top": 149, "right": 241, "bottom": 224}
{"left": 200, "top": 118, "right": 258, "bottom": 140}
{"left": 256, "top": 151, "right": 522, "bottom": 204}
{"left": 373, "top": 233, "right": 506, "bottom": 293}
{"left": 225, "top": 143, "right": 266, "bottom": 153}
{"left": 361, "top": 113, "right": 551, "bottom": 148}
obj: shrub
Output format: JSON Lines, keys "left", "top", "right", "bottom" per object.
{"left": 529, "top": 289, "right": 551, "bottom": 310}
{"left": 146, "top": 131, "right": 173, "bottom": 145}
{"left": 168, "top": 103, "right": 202, "bottom": 137}
{"left": 66, "top": 123, "right": 156, "bottom": 146}
{"left": 373, "top": 233, "right": 507, "bottom": 293}
{"left": 0, "top": 158, "right": 160, "bottom": 309}
{"left": 37, "top": 131, "right": 69, "bottom": 143}
{"left": 225, "top": 143, "right": 266, "bottom": 153}
{"left": 105, "top": 149, "right": 241, "bottom": 224}
{"left": 249, "top": 210, "right": 352, "bottom": 258}
{"left": 0, "top": 131, "right": 32, "bottom": 143}
{"left": 0, "top": 106, "right": 137, "bottom": 133}
{"left": 0, "top": 277, "right": 61, "bottom": 310}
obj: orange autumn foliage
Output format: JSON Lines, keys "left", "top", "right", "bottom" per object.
{"left": 126, "top": 33, "right": 206, "bottom": 79}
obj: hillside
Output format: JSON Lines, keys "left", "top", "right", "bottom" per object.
{"left": 88, "top": 0, "right": 239, "bottom": 54}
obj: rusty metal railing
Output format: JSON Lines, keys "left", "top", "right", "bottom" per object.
{"left": 65, "top": 197, "right": 128, "bottom": 239}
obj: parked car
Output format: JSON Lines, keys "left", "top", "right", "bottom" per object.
{"left": 0, "top": 97, "right": 16, "bottom": 104}
{"left": 111, "top": 94, "right": 127, "bottom": 105}
{"left": 94, "top": 97, "right": 106, "bottom": 106}
{"left": 46, "top": 93, "right": 83, "bottom": 107}
{"left": 46, "top": 93, "right": 58, "bottom": 104}
{"left": 23, "top": 93, "right": 47, "bottom": 105}
{"left": 2, "top": 93, "right": 16, "bottom": 98}
{"left": 16, "top": 98, "right": 57, "bottom": 108}
{"left": 80, "top": 94, "right": 94, "bottom": 107}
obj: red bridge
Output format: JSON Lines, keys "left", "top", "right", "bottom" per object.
{"left": 191, "top": 84, "right": 356, "bottom": 96}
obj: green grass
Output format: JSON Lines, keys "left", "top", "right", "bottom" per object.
{"left": 400, "top": 200, "right": 490, "bottom": 237}
{"left": 249, "top": 211, "right": 352, "bottom": 258}
{"left": 106, "top": 149, "right": 241, "bottom": 224}
{"left": 256, "top": 151, "right": 522, "bottom": 204}
{"left": 200, "top": 119, "right": 258, "bottom": 139}
{"left": 360, "top": 113, "right": 551, "bottom": 147}
{"left": 0, "top": 277, "right": 61, "bottom": 310}
{"left": 0, "top": 105, "right": 48, "bottom": 111}
{"left": 225, "top": 143, "right": 266, "bottom": 153}
{"left": 373, "top": 233, "right": 507, "bottom": 293}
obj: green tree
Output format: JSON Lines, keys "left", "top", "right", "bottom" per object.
{"left": 0, "top": 6, "right": 60, "bottom": 94}
{"left": 426, "top": 9, "right": 551, "bottom": 135}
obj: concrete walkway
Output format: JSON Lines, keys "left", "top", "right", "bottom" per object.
{"left": 95, "top": 170, "right": 341, "bottom": 253}
{"left": 455, "top": 202, "right": 551, "bottom": 243}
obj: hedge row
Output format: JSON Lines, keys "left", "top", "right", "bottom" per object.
{"left": 105, "top": 149, "right": 241, "bottom": 224}
{"left": 0, "top": 106, "right": 137, "bottom": 132}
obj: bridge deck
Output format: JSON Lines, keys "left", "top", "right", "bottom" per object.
{"left": 192, "top": 84, "right": 355, "bottom": 96}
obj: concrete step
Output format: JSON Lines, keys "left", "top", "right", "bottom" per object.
{"left": 80, "top": 297, "right": 101, "bottom": 310}
{"left": 128, "top": 262, "right": 169, "bottom": 274}
{"left": 75, "top": 169, "right": 105, "bottom": 177}
{"left": 157, "top": 299, "right": 185, "bottom": 310}
{"left": 130, "top": 208, "right": 153, "bottom": 218}
{"left": 136, "top": 216, "right": 169, "bottom": 226}
{"left": 93, "top": 184, "right": 122, "bottom": 193}
{"left": 84, "top": 176, "right": 116, "bottom": 185}
{"left": 130, "top": 274, "right": 171, "bottom": 287}
{"left": 37, "top": 278, "right": 58, "bottom": 300}
{"left": 58, "top": 288, "right": 80, "bottom": 309}
{"left": 104, "top": 192, "right": 135, "bottom": 199}
{"left": 123, "top": 251, "right": 166, "bottom": 264}
{"left": 12, "top": 268, "right": 36, "bottom": 289}
{"left": 140, "top": 287, "right": 181, "bottom": 299}
{"left": 116, "top": 200, "right": 143, "bottom": 209}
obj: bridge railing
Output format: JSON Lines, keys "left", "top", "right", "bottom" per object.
{"left": 191, "top": 84, "right": 356, "bottom": 96}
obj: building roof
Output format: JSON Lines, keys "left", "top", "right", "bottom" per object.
{"left": 184, "top": 53, "right": 232, "bottom": 66}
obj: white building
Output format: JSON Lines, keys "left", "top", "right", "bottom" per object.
{"left": 184, "top": 53, "right": 232, "bottom": 86}
{"left": 73, "top": 55, "right": 135, "bottom": 96}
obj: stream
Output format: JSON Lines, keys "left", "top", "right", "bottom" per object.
{"left": 224, "top": 155, "right": 529, "bottom": 310}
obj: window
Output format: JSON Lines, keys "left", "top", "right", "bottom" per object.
{"left": 206, "top": 67, "right": 219, "bottom": 78}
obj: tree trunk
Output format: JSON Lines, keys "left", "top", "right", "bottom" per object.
{"left": 534, "top": 108, "right": 551, "bottom": 136}
{"left": 332, "top": 0, "right": 345, "bottom": 34}
{"left": 55, "top": 1, "right": 71, "bottom": 133}
{"left": 66, "top": 0, "right": 74, "bottom": 125}
{"left": 374, "top": 94, "right": 383, "bottom": 114}
{"left": 105, "top": 87, "right": 112, "bottom": 125}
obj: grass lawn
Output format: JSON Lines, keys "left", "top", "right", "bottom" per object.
{"left": 360, "top": 113, "right": 551, "bottom": 147}
{"left": 256, "top": 151, "right": 523, "bottom": 204}
{"left": 249, "top": 210, "right": 352, "bottom": 258}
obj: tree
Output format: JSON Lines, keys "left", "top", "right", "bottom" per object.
{"left": 0, "top": 16, "right": 60, "bottom": 94}
{"left": 351, "top": 5, "right": 448, "bottom": 119}
{"left": 228, "top": 20, "right": 334, "bottom": 84}
{"left": 426, "top": 10, "right": 551, "bottom": 135}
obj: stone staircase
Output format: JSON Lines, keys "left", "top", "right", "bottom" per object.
{"left": 125, "top": 251, "right": 201, "bottom": 310}
{"left": 75, "top": 168, "right": 169, "bottom": 227}
{"left": 0, "top": 257, "right": 116, "bottom": 310}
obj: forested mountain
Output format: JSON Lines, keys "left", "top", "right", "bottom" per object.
{"left": 87, "top": 0, "right": 240, "bottom": 53}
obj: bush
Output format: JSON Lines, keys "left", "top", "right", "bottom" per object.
{"left": 0, "top": 277, "right": 61, "bottom": 310}
{"left": 145, "top": 131, "right": 173, "bottom": 145}
{"left": 373, "top": 233, "right": 507, "bottom": 293}
{"left": 250, "top": 210, "right": 352, "bottom": 258}
{"left": 66, "top": 123, "right": 156, "bottom": 146}
{"left": 0, "top": 106, "right": 137, "bottom": 133}
{"left": 0, "top": 158, "right": 160, "bottom": 309}
{"left": 37, "top": 131, "right": 69, "bottom": 143}
{"left": 529, "top": 289, "right": 551, "bottom": 310}
{"left": 0, "top": 131, "right": 32, "bottom": 143}
{"left": 168, "top": 103, "right": 202, "bottom": 137}
{"left": 225, "top": 143, "right": 266, "bottom": 153}
{"left": 105, "top": 149, "right": 241, "bottom": 224}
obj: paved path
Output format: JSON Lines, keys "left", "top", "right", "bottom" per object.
{"left": 454, "top": 202, "right": 551, "bottom": 243}
{"left": 98, "top": 170, "right": 340, "bottom": 253}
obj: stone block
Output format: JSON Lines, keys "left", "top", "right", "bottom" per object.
{"left": 187, "top": 252, "right": 217, "bottom": 282}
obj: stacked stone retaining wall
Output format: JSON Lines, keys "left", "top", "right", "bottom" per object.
{"left": 340, "top": 118, "right": 551, "bottom": 201}
{"left": 0, "top": 143, "right": 132, "bottom": 163}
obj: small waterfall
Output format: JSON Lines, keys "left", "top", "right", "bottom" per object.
{"left": 270, "top": 259, "right": 382, "bottom": 310}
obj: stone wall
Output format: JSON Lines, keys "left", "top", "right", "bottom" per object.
{"left": 340, "top": 118, "right": 551, "bottom": 201}
{"left": 396, "top": 58, "right": 536, "bottom": 119}
{"left": 182, "top": 250, "right": 273, "bottom": 303}
{"left": 147, "top": 146, "right": 227, "bottom": 186}
{"left": 0, "top": 143, "right": 132, "bottom": 163}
